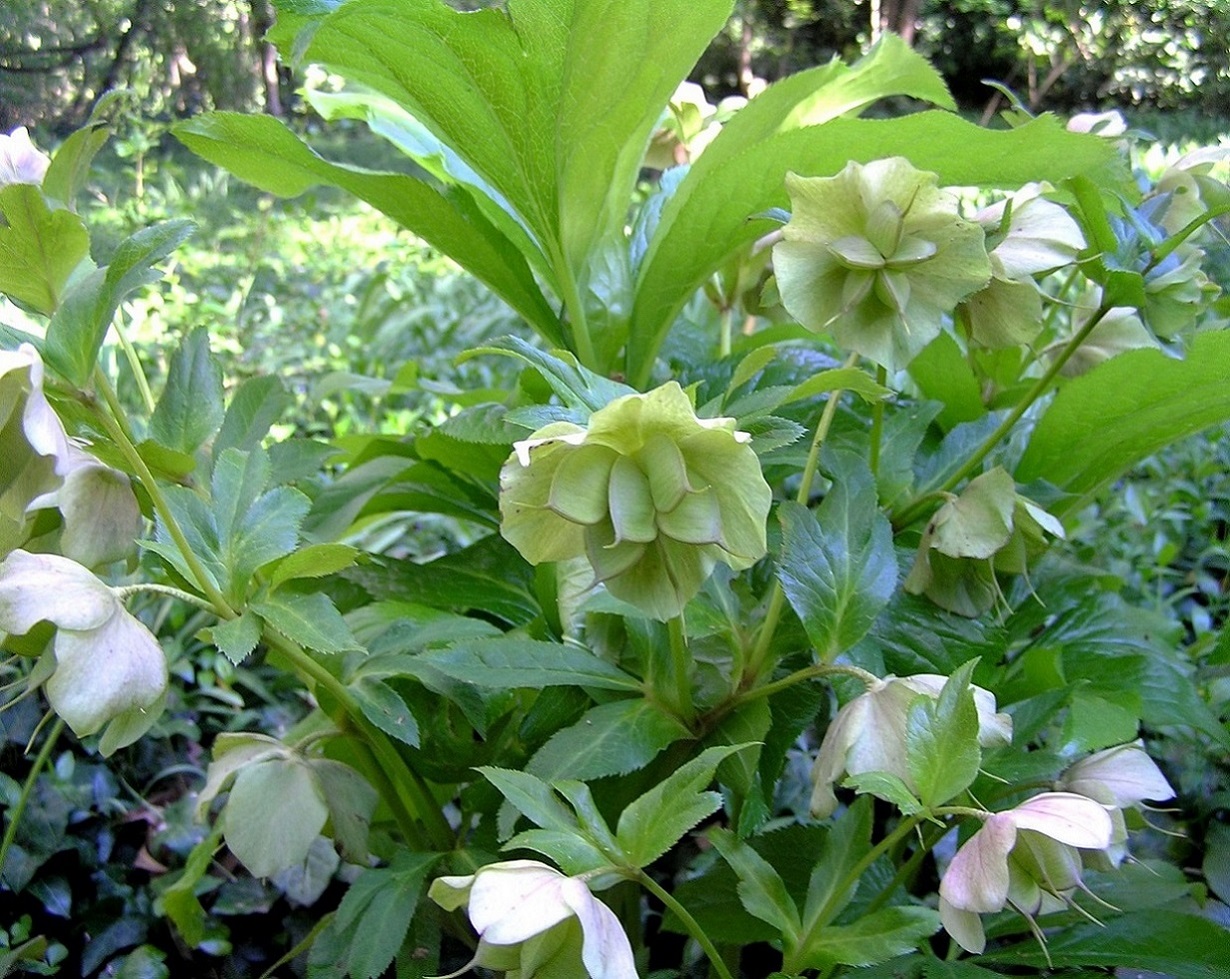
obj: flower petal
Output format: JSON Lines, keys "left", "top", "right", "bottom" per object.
{"left": 940, "top": 814, "right": 1017, "bottom": 913}
{"left": 1007, "top": 792, "right": 1114, "bottom": 850}
{"left": 468, "top": 861, "right": 575, "bottom": 945}
{"left": 939, "top": 896, "right": 986, "bottom": 954}
{"left": 0, "top": 550, "right": 116, "bottom": 634}
{"left": 560, "top": 878, "right": 638, "bottom": 979}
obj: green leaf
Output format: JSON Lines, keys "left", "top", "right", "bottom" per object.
{"left": 777, "top": 452, "right": 897, "bottom": 661}
{"left": 148, "top": 327, "right": 225, "bottom": 455}
{"left": 175, "top": 111, "right": 560, "bottom": 343}
{"left": 1060, "top": 689, "right": 1140, "bottom": 753}
{"left": 630, "top": 105, "right": 1115, "bottom": 384}
{"left": 793, "top": 906, "right": 940, "bottom": 971}
{"left": 214, "top": 375, "right": 292, "bottom": 457}
{"left": 904, "top": 661, "right": 981, "bottom": 808}
{"left": 43, "top": 110, "right": 114, "bottom": 207}
{"left": 801, "top": 796, "right": 873, "bottom": 930}
{"left": 159, "top": 823, "right": 224, "bottom": 948}
{"left": 0, "top": 183, "right": 89, "bottom": 316}
{"left": 211, "top": 611, "right": 263, "bottom": 666}
{"left": 350, "top": 676, "right": 420, "bottom": 747}
{"left": 708, "top": 827, "right": 802, "bottom": 938}
{"left": 1017, "top": 331, "right": 1230, "bottom": 513}
{"left": 311, "top": 759, "right": 378, "bottom": 864}
{"left": 786, "top": 367, "right": 894, "bottom": 406}
{"left": 251, "top": 591, "right": 359, "bottom": 654}
{"left": 983, "top": 910, "right": 1230, "bottom": 978}
{"left": 478, "top": 767, "right": 581, "bottom": 836}
{"left": 269, "top": 544, "right": 360, "bottom": 590}
{"left": 527, "top": 698, "right": 691, "bottom": 785}
{"left": 501, "top": 828, "right": 611, "bottom": 877}
{"left": 148, "top": 486, "right": 226, "bottom": 593}
{"left": 615, "top": 744, "right": 752, "bottom": 868}
{"left": 462, "top": 335, "right": 635, "bottom": 413}
{"left": 907, "top": 332, "right": 986, "bottom": 430}
{"left": 416, "top": 638, "right": 641, "bottom": 692}
{"left": 45, "top": 218, "right": 194, "bottom": 386}
{"left": 842, "top": 771, "right": 923, "bottom": 816}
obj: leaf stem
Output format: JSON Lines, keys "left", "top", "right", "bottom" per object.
{"left": 0, "top": 718, "right": 64, "bottom": 878}
{"left": 113, "top": 582, "right": 216, "bottom": 612}
{"left": 868, "top": 364, "right": 887, "bottom": 478}
{"left": 718, "top": 304, "right": 734, "bottom": 360}
{"left": 891, "top": 301, "right": 1114, "bottom": 530}
{"left": 733, "top": 662, "right": 879, "bottom": 706}
{"left": 667, "top": 616, "right": 696, "bottom": 726}
{"left": 634, "top": 869, "right": 733, "bottom": 979}
{"left": 554, "top": 256, "right": 598, "bottom": 371}
{"left": 112, "top": 311, "right": 156, "bottom": 414}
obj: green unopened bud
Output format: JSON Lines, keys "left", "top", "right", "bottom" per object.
{"left": 500, "top": 382, "right": 771, "bottom": 620}
{"left": 774, "top": 158, "right": 991, "bottom": 371}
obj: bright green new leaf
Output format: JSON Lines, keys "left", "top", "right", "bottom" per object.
{"left": 0, "top": 184, "right": 89, "bottom": 316}
{"left": 211, "top": 610, "right": 262, "bottom": 666}
{"left": 148, "top": 327, "right": 225, "bottom": 455}
{"left": 214, "top": 375, "right": 292, "bottom": 458}
{"left": 44, "top": 218, "right": 194, "bottom": 387}
{"left": 842, "top": 771, "right": 924, "bottom": 816}
{"left": 904, "top": 661, "right": 982, "bottom": 808}
{"left": 251, "top": 591, "right": 358, "bottom": 654}
{"left": 777, "top": 452, "right": 897, "bottom": 661}
{"left": 160, "top": 822, "right": 223, "bottom": 948}
{"left": 615, "top": 744, "right": 753, "bottom": 868}
{"left": 480, "top": 766, "right": 582, "bottom": 838}
{"left": 269, "top": 543, "right": 360, "bottom": 590}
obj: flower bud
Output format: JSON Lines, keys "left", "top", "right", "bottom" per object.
{"left": 0, "top": 127, "right": 50, "bottom": 189}
{"left": 939, "top": 792, "right": 1114, "bottom": 953}
{"left": 0, "top": 550, "right": 167, "bottom": 752}
{"left": 428, "top": 859, "right": 637, "bottom": 979}
{"left": 500, "top": 382, "right": 771, "bottom": 620}
{"left": 773, "top": 158, "right": 991, "bottom": 371}
{"left": 810, "top": 672, "right": 1011, "bottom": 818}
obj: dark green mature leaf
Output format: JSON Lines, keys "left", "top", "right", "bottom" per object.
{"left": 174, "top": 112, "right": 559, "bottom": 341}
{"left": 708, "top": 828, "right": 802, "bottom": 938}
{"left": 777, "top": 453, "right": 897, "bottom": 661}
{"left": 350, "top": 676, "right": 420, "bottom": 747}
{"left": 416, "top": 639, "right": 641, "bottom": 693}
{"left": 148, "top": 327, "right": 225, "bottom": 454}
{"left": 801, "top": 796, "right": 873, "bottom": 930}
{"left": 526, "top": 698, "right": 691, "bottom": 784}
{"left": 148, "top": 486, "right": 226, "bottom": 592}
{"left": 615, "top": 744, "right": 751, "bottom": 868}
{"left": 45, "top": 219, "right": 194, "bottom": 386}
{"left": 794, "top": 906, "right": 940, "bottom": 971}
{"left": 1017, "top": 331, "right": 1230, "bottom": 513}
{"left": 630, "top": 108, "right": 1115, "bottom": 384}
{"left": 0, "top": 184, "right": 89, "bottom": 316}
{"left": 309, "top": 852, "right": 439, "bottom": 979}
{"left": 905, "top": 662, "right": 981, "bottom": 808}
{"left": 252, "top": 591, "right": 358, "bottom": 654}
{"left": 983, "top": 910, "right": 1230, "bottom": 978}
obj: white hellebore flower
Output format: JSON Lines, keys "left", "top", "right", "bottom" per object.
{"left": 938, "top": 792, "right": 1114, "bottom": 954}
{"left": 0, "top": 127, "right": 51, "bottom": 188}
{"left": 427, "top": 860, "right": 637, "bottom": 979}
{"left": 810, "top": 673, "right": 1012, "bottom": 818}
{"left": 0, "top": 550, "right": 167, "bottom": 753}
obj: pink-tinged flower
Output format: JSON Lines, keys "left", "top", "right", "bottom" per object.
{"left": 0, "top": 127, "right": 50, "bottom": 188}
{"left": 810, "top": 673, "right": 1012, "bottom": 818}
{"left": 938, "top": 793, "right": 1114, "bottom": 953}
{"left": 428, "top": 860, "right": 637, "bottom": 979}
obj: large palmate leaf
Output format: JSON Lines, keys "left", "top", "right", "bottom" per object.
{"left": 1017, "top": 330, "right": 1230, "bottom": 512}
{"left": 629, "top": 108, "right": 1118, "bottom": 385}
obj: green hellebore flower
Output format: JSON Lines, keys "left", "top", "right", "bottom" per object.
{"left": 774, "top": 158, "right": 992, "bottom": 372}
{"left": 499, "top": 382, "right": 771, "bottom": 621}
{"left": 0, "top": 549, "right": 167, "bottom": 753}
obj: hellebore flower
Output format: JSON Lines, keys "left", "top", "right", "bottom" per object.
{"left": 0, "top": 549, "right": 167, "bottom": 753}
{"left": 938, "top": 792, "right": 1114, "bottom": 954}
{"left": 1056, "top": 740, "right": 1175, "bottom": 867}
{"left": 0, "top": 127, "right": 50, "bottom": 188}
{"left": 428, "top": 860, "right": 637, "bottom": 979}
{"left": 773, "top": 157, "right": 991, "bottom": 372}
{"left": 962, "top": 185, "right": 1085, "bottom": 348}
{"left": 1, "top": 344, "right": 72, "bottom": 556}
{"left": 499, "top": 381, "right": 771, "bottom": 620}
{"left": 810, "top": 672, "right": 1011, "bottom": 819}
{"left": 904, "top": 468, "right": 1064, "bottom": 617}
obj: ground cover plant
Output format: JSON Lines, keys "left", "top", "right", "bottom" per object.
{"left": 2, "top": 1, "right": 1230, "bottom": 976}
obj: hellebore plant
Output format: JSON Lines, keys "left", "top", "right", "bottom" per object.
{"left": 3, "top": 5, "right": 1230, "bottom": 977}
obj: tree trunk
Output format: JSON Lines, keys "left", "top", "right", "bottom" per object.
{"left": 250, "top": 0, "right": 284, "bottom": 116}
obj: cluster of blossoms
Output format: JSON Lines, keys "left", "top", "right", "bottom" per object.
{"left": 0, "top": 129, "right": 164, "bottom": 751}
{"left": 939, "top": 742, "right": 1174, "bottom": 953}
{"left": 499, "top": 382, "right": 771, "bottom": 620}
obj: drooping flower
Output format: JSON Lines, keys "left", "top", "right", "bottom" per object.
{"left": 0, "top": 549, "right": 167, "bottom": 753}
{"left": 938, "top": 792, "right": 1115, "bottom": 954}
{"left": 810, "top": 672, "right": 1012, "bottom": 818}
{"left": 961, "top": 185, "right": 1085, "bottom": 348}
{"left": 428, "top": 860, "right": 637, "bottom": 979}
{"left": 1, "top": 344, "right": 72, "bottom": 557}
{"left": 773, "top": 157, "right": 992, "bottom": 372}
{"left": 1056, "top": 740, "right": 1175, "bottom": 867}
{"left": 0, "top": 127, "right": 51, "bottom": 188}
{"left": 499, "top": 381, "right": 771, "bottom": 620}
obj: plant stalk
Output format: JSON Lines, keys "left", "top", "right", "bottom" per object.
{"left": 0, "top": 718, "right": 64, "bottom": 878}
{"left": 635, "top": 869, "right": 734, "bottom": 979}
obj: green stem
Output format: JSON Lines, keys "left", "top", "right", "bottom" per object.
{"left": 0, "top": 718, "right": 64, "bottom": 876}
{"left": 666, "top": 617, "right": 696, "bottom": 725}
{"left": 91, "top": 369, "right": 236, "bottom": 617}
{"left": 863, "top": 822, "right": 949, "bottom": 916}
{"left": 743, "top": 353, "right": 859, "bottom": 684}
{"left": 891, "top": 301, "right": 1115, "bottom": 530}
{"left": 635, "top": 869, "right": 733, "bottom": 979}
{"left": 112, "top": 312, "right": 156, "bottom": 414}
{"left": 734, "top": 662, "right": 879, "bottom": 706}
{"left": 113, "top": 582, "right": 216, "bottom": 612}
{"left": 868, "top": 364, "right": 887, "bottom": 478}
{"left": 718, "top": 304, "right": 734, "bottom": 360}
{"left": 554, "top": 257, "right": 598, "bottom": 371}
